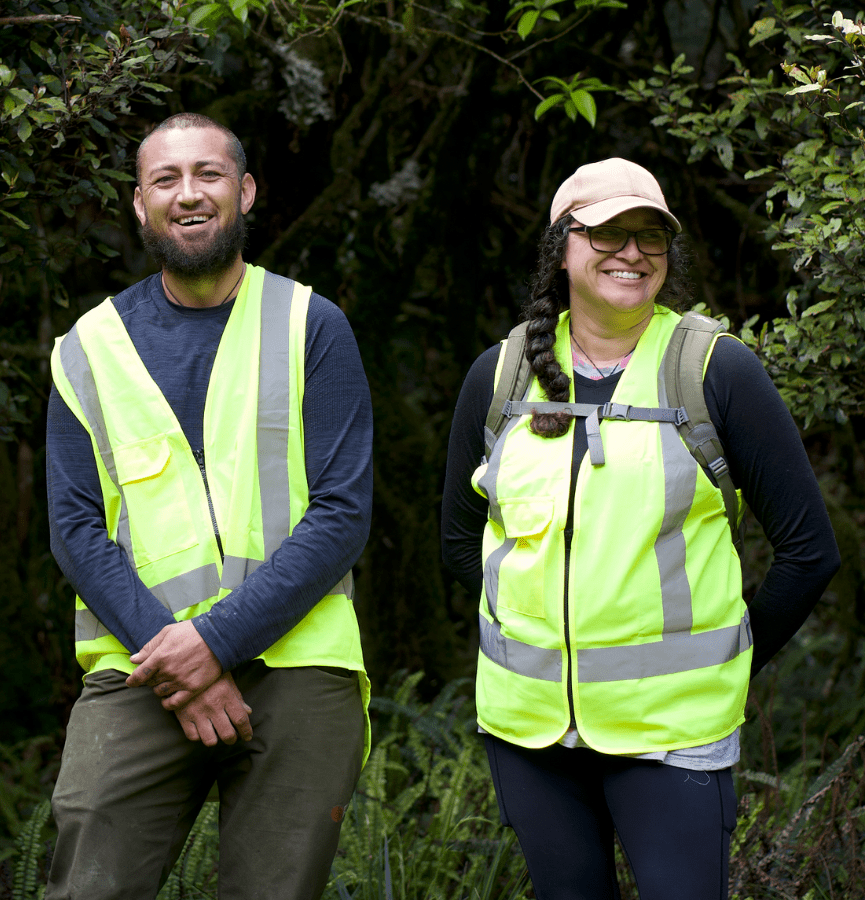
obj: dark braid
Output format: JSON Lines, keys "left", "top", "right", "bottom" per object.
{"left": 520, "top": 216, "right": 694, "bottom": 439}
{"left": 521, "top": 215, "right": 574, "bottom": 437}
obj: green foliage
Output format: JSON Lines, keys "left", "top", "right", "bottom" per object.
{"left": 0, "top": 0, "right": 211, "bottom": 441}
{"left": 156, "top": 801, "right": 219, "bottom": 900}
{"left": 0, "top": 375, "right": 29, "bottom": 441}
{"left": 533, "top": 74, "right": 613, "bottom": 126}
{"left": 731, "top": 736, "right": 865, "bottom": 898}
{"left": 9, "top": 799, "right": 50, "bottom": 900}
{"left": 326, "top": 672, "right": 531, "bottom": 900}
{"left": 620, "top": 2, "right": 865, "bottom": 428}
{"left": 186, "top": 0, "right": 270, "bottom": 31}
{"left": 508, "top": 0, "right": 569, "bottom": 40}
{"left": 190, "top": 0, "right": 619, "bottom": 123}
{"left": 0, "top": 0, "right": 204, "bottom": 285}
{"left": 0, "top": 738, "right": 61, "bottom": 866}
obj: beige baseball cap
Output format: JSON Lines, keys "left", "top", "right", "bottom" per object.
{"left": 549, "top": 158, "right": 681, "bottom": 232}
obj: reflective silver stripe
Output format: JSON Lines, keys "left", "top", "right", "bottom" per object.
{"left": 479, "top": 615, "right": 562, "bottom": 682}
{"left": 59, "top": 325, "right": 133, "bottom": 559}
{"left": 257, "top": 271, "right": 294, "bottom": 561}
{"left": 223, "top": 558, "right": 353, "bottom": 599}
{"left": 220, "top": 275, "right": 352, "bottom": 603}
{"left": 656, "top": 366, "right": 695, "bottom": 635}
{"left": 150, "top": 564, "right": 221, "bottom": 614}
{"left": 577, "top": 615, "right": 751, "bottom": 682}
{"left": 483, "top": 538, "right": 516, "bottom": 621}
{"left": 222, "top": 555, "right": 263, "bottom": 592}
{"left": 75, "top": 607, "right": 112, "bottom": 642}
{"left": 655, "top": 417, "right": 696, "bottom": 635}
{"left": 333, "top": 571, "right": 355, "bottom": 601}
{"left": 476, "top": 414, "right": 520, "bottom": 530}
{"left": 61, "top": 324, "right": 206, "bottom": 617}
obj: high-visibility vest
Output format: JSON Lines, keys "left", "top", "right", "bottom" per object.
{"left": 51, "top": 266, "right": 367, "bottom": 692}
{"left": 472, "top": 306, "right": 751, "bottom": 754}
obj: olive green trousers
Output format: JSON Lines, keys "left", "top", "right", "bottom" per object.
{"left": 46, "top": 662, "right": 365, "bottom": 900}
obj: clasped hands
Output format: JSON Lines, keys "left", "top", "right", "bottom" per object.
{"left": 127, "top": 619, "right": 252, "bottom": 747}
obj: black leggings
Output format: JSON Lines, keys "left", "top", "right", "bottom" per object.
{"left": 484, "top": 735, "right": 737, "bottom": 900}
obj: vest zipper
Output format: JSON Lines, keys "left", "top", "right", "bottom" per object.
{"left": 192, "top": 448, "right": 224, "bottom": 562}
{"left": 562, "top": 446, "right": 581, "bottom": 729}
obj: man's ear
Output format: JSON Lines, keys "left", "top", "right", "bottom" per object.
{"left": 133, "top": 187, "right": 147, "bottom": 228}
{"left": 240, "top": 173, "right": 256, "bottom": 215}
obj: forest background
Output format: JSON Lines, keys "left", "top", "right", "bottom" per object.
{"left": 1, "top": 0, "right": 865, "bottom": 896}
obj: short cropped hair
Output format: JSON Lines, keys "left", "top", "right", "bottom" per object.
{"left": 136, "top": 113, "right": 247, "bottom": 184}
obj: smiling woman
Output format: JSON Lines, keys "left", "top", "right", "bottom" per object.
{"left": 561, "top": 207, "right": 669, "bottom": 349}
{"left": 132, "top": 117, "right": 256, "bottom": 305}
{"left": 440, "top": 157, "right": 840, "bottom": 900}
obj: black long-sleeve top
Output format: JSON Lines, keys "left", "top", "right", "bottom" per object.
{"left": 47, "top": 273, "right": 373, "bottom": 672}
{"left": 441, "top": 335, "right": 840, "bottom": 678}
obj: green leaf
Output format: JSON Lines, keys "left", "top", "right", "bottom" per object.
{"left": 748, "top": 17, "right": 782, "bottom": 46}
{"left": 92, "top": 176, "right": 119, "bottom": 203}
{"left": 534, "top": 93, "right": 564, "bottom": 119}
{"left": 518, "top": 10, "right": 539, "bottom": 39}
{"left": 713, "top": 135, "right": 734, "bottom": 171}
{"left": 0, "top": 208, "right": 30, "bottom": 229}
{"left": 16, "top": 119, "right": 32, "bottom": 142}
{"left": 571, "top": 89, "right": 597, "bottom": 127}
{"left": 802, "top": 299, "right": 836, "bottom": 318}
{"left": 90, "top": 118, "right": 110, "bottom": 137}
{"left": 98, "top": 168, "right": 136, "bottom": 182}
{"left": 188, "top": 3, "right": 223, "bottom": 29}
{"left": 755, "top": 116, "right": 769, "bottom": 140}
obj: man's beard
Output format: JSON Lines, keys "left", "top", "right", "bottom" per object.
{"left": 139, "top": 212, "right": 247, "bottom": 278}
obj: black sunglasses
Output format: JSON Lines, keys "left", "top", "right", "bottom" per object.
{"left": 568, "top": 225, "right": 674, "bottom": 255}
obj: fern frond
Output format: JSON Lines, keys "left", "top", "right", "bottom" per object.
{"left": 12, "top": 799, "right": 50, "bottom": 900}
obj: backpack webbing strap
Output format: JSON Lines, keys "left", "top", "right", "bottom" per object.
{"left": 484, "top": 322, "right": 532, "bottom": 461}
{"left": 504, "top": 400, "right": 686, "bottom": 466}
{"left": 663, "top": 312, "right": 742, "bottom": 548}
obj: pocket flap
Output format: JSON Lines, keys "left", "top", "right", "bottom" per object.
{"left": 498, "top": 497, "right": 554, "bottom": 539}
{"left": 114, "top": 435, "right": 171, "bottom": 485}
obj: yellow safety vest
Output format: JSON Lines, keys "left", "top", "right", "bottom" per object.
{"left": 51, "top": 266, "right": 367, "bottom": 701}
{"left": 472, "top": 306, "right": 751, "bottom": 754}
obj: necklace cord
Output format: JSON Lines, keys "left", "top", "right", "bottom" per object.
{"left": 163, "top": 263, "right": 246, "bottom": 308}
{"left": 569, "top": 327, "right": 636, "bottom": 378}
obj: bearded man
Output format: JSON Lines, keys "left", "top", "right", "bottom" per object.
{"left": 45, "top": 113, "right": 372, "bottom": 900}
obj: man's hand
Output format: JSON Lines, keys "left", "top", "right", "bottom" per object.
{"left": 174, "top": 672, "right": 253, "bottom": 747}
{"left": 127, "top": 619, "right": 222, "bottom": 709}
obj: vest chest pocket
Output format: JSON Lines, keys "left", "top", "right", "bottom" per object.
{"left": 493, "top": 497, "right": 555, "bottom": 619}
{"left": 113, "top": 435, "right": 198, "bottom": 568}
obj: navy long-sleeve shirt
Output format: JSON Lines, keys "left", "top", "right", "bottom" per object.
{"left": 441, "top": 335, "right": 840, "bottom": 678}
{"left": 47, "top": 272, "right": 373, "bottom": 672}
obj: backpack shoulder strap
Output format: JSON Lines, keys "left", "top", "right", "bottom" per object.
{"left": 484, "top": 321, "right": 532, "bottom": 461}
{"left": 663, "top": 311, "right": 743, "bottom": 549}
